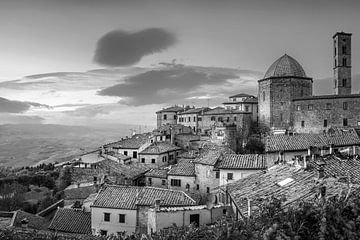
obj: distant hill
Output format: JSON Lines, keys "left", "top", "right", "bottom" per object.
{"left": 0, "top": 124, "right": 151, "bottom": 168}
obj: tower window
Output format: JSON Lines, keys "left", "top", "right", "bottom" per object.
{"left": 263, "top": 92, "right": 265, "bottom": 101}
{"left": 300, "top": 89, "right": 304, "bottom": 97}
{"left": 335, "top": 59, "right": 337, "bottom": 67}
{"left": 343, "top": 102, "right": 348, "bottom": 110}
{"left": 163, "top": 114, "right": 167, "bottom": 120}
{"left": 326, "top": 103, "right": 332, "bottom": 110}
{"left": 342, "top": 46, "right": 347, "bottom": 54}
{"left": 334, "top": 47, "right": 337, "bottom": 56}
{"left": 308, "top": 104, "right": 313, "bottom": 110}
{"left": 343, "top": 58, "right": 347, "bottom": 66}
{"left": 301, "top": 121, "right": 305, "bottom": 127}
{"left": 280, "top": 113, "right": 283, "bottom": 121}
{"left": 342, "top": 79, "right": 347, "bottom": 87}
{"left": 343, "top": 118, "right": 348, "bottom": 127}
{"left": 324, "top": 119, "right": 328, "bottom": 127}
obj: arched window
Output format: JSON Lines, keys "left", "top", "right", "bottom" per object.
{"left": 263, "top": 91, "right": 265, "bottom": 101}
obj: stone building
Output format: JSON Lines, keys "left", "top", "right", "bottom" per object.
{"left": 177, "top": 107, "right": 210, "bottom": 133}
{"left": 223, "top": 93, "right": 258, "bottom": 122}
{"left": 258, "top": 32, "right": 360, "bottom": 134}
{"left": 156, "top": 106, "right": 185, "bottom": 128}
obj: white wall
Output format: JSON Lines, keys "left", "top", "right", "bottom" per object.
{"left": 91, "top": 207, "right": 136, "bottom": 236}
{"left": 167, "top": 175, "right": 196, "bottom": 192}
{"left": 219, "top": 169, "right": 260, "bottom": 186}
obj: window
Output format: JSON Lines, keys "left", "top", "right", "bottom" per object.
{"left": 170, "top": 179, "right": 181, "bottom": 187}
{"left": 300, "top": 89, "right": 304, "bottom": 97}
{"left": 226, "top": 117, "right": 230, "bottom": 122}
{"left": 232, "top": 98, "right": 236, "bottom": 102}
{"left": 334, "top": 46, "right": 337, "bottom": 56}
{"left": 296, "top": 105, "right": 301, "bottom": 111}
{"left": 280, "top": 113, "right": 283, "bottom": 122}
{"left": 217, "top": 117, "right": 222, "bottom": 122}
{"left": 119, "top": 214, "right": 126, "bottom": 223}
{"left": 124, "top": 151, "right": 128, "bottom": 156}
{"left": 193, "top": 117, "right": 196, "bottom": 122}
{"left": 163, "top": 114, "right": 167, "bottom": 120}
{"left": 223, "top": 209, "right": 227, "bottom": 215}
{"left": 104, "top": 213, "right": 110, "bottom": 222}
{"left": 188, "top": 117, "right": 191, "bottom": 122}
{"left": 196, "top": 184, "right": 200, "bottom": 190}
{"left": 301, "top": 121, "right": 305, "bottom": 127}
{"left": 324, "top": 119, "right": 328, "bottom": 127}
{"left": 234, "top": 117, "right": 237, "bottom": 121}
{"left": 215, "top": 171, "right": 220, "bottom": 179}
{"left": 326, "top": 103, "right": 332, "bottom": 110}
{"left": 343, "top": 78, "right": 347, "bottom": 87}
{"left": 343, "top": 102, "right": 348, "bottom": 110}
{"left": 186, "top": 184, "right": 190, "bottom": 190}
{"left": 343, "top": 118, "right": 348, "bottom": 126}
{"left": 206, "top": 187, "right": 210, "bottom": 193}
{"left": 245, "top": 106, "right": 249, "bottom": 112}
{"left": 151, "top": 159, "right": 155, "bottom": 164}
{"left": 141, "top": 158, "right": 145, "bottom": 163}
{"left": 148, "top": 178, "right": 152, "bottom": 186}
{"left": 162, "top": 156, "right": 167, "bottom": 162}
{"left": 211, "top": 116, "right": 215, "bottom": 121}
{"left": 343, "top": 58, "right": 347, "bottom": 66}
{"left": 227, "top": 173, "right": 233, "bottom": 180}
{"left": 132, "top": 151, "right": 137, "bottom": 159}
{"left": 308, "top": 104, "right": 313, "bottom": 110}
{"left": 162, "top": 179, "right": 166, "bottom": 185}
{"left": 100, "top": 230, "right": 108, "bottom": 236}
{"left": 169, "top": 154, "right": 174, "bottom": 160}
{"left": 263, "top": 92, "right": 265, "bottom": 101}
{"left": 342, "top": 46, "right": 347, "bottom": 54}
{"left": 174, "top": 115, "right": 177, "bottom": 120}
{"left": 198, "top": 117, "right": 202, "bottom": 121}
{"left": 335, "top": 59, "right": 337, "bottom": 66}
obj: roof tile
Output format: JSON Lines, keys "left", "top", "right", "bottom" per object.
{"left": 217, "top": 154, "right": 267, "bottom": 169}
{"left": 48, "top": 208, "right": 91, "bottom": 235}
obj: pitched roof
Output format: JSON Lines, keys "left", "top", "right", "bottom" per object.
{"left": 223, "top": 97, "right": 258, "bottom": 104}
{"left": 92, "top": 185, "right": 196, "bottom": 209}
{"left": 229, "top": 93, "right": 254, "bottom": 98}
{"left": 156, "top": 106, "right": 185, "bottom": 113}
{"left": 217, "top": 154, "right": 267, "bottom": 169}
{"left": 178, "top": 107, "right": 210, "bottom": 115}
{"left": 265, "top": 128, "right": 360, "bottom": 152}
{"left": 202, "top": 107, "right": 249, "bottom": 115}
{"left": 48, "top": 208, "right": 91, "bottom": 235}
{"left": 64, "top": 185, "right": 98, "bottom": 201}
{"left": 144, "top": 168, "right": 168, "bottom": 178}
{"left": 222, "top": 164, "right": 359, "bottom": 218}
{"left": 168, "top": 160, "right": 195, "bottom": 176}
{"left": 140, "top": 142, "right": 181, "bottom": 154}
{"left": 96, "top": 159, "right": 151, "bottom": 179}
{"left": 110, "top": 133, "right": 152, "bottom": 149}
{"left": 193, "top": 144, "right": 235, "bottom": 166}
{"left": 11, "top": 210, "right": 49, "bottom": 230}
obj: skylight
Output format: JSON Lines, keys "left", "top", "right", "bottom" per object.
{"left": 277, "top": 178, "right": 294, "bottom": 187}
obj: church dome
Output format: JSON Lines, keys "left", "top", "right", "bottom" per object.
{"left": 264, "top": 54, "right": 307, "bottom": 79}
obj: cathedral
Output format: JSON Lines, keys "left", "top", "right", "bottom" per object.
{"left": 258, "top": 32, "right": 360, "bottom": 134}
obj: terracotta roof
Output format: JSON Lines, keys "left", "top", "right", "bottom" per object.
{"left": 96, "top": 159, "right": 151, "bottom": 179}
{"left": 193, "top": 144, "right": 235, "bottom": 166}
{"left": 145, "top": 168, "right": 168, "bottom": 178}
{"left": 48, "top": 208, "right": 91, "bottom": 235}
{"left": 92, "top": 185, "right": 196, "bottom": 209}
{"left": 229, "top": 93, "right": 254, "bottom": 98}
{"left": 156, "top": 106, "right": 185, "bottom": 113}
{"left": 168, "top": 160, "right": 195, "bottom": 176}
{"left": 223, "top": 97, "right": 258, "bottom": 104}
{"left": 263, "top": 54, "right": 307, "bottom": 79}
{"left": 110, "top": 133, "right": 152, "bottom": 149}
{"left": 140, "top": 142, "right": 181, "bottom": 155}
{"left": 64, "top": 185, "right": 98, "bottom": 201}
{"left": 265, "top": 128, "right": 360, "bottom": 152}
{"left": 178, "top": 107, "right": 210, "bottom": 115}
{"left": 309, "top": 155, "right": 360, "bottom": 184}
{"left": 202, "top": 107, "right": 249, "bottom": 115}
{"left": 217, "top": 154, "right": 267, "bottom": 169}
{"left": 222, "top": 164, "right": 360, "bottom": 218}
{"left": 11, "top": 210, "right": 49, "bottom": 230}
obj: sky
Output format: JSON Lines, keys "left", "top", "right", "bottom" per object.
{"left": 0, "top": 0, "right": 360, "bottom": 127}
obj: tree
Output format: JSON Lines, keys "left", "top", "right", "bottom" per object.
{"left": 244, "top": 137, "right": 265, "bottom": 154}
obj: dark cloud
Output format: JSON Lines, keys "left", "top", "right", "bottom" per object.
{"left": 93, "top": 28, "right": 176, "bottom": 67}
{"left": 98, "top": 65, "right": 241, "bottom": 105}
{"left": 0, "top": 97, "right": 50, "bottom": 113}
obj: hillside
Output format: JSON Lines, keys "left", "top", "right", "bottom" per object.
{"left": 0, "top": 124, "right": 149, "bottom": 168}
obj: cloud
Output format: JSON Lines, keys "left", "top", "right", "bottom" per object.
{"left": 98, "top": 64, "right": 261, "bottom": 106}
{"left": 93, "top": 28, "right": 176, "bottom": 67}
{"left": 0, "top": 113, "right": 44, "bottom": 124}
{"left": 0, "top": 97, "right": 31, "bottom": 113}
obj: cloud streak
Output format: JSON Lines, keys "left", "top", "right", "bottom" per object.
{"left": 0, "top": 97, "right": 50, "bottom": 113}
{"left": 93, "top": 28, "right": 176, "bottom": 67}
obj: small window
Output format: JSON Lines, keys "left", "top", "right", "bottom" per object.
{"left": 226, "top": 117, "right": 230, "bottom": 122}
{"left": 174, "top": 115, "right": 177, "bottom": 120}
{"left": 211, "top": 116, "right": 216, "bottom": 121}
{"left": 141, "top": 158, "right": 145, "bottom": 163}
{"left": 245, "top": 106, "right": 249, "bottom": 112}
{"left": 132, "top": 151, "right": 137, "bottom": 159}
{"left": 163, "top": 114, "right": 167, "bottom": 120}
{"left": 227, "top": 173, "right": 233, "bottom": 180}
{"left": 170, "top": 179, "right": 181, "bottom": 187}
{"left": 343, "top": 58, "right": 347, "bottom": 66}
{"left": 342, "top": 46, "right": 347, "bottom": 54}
{"left": 296, "top": 105, "right": 301, "bottom": 111}
{"left": 343, "top": 118, "right": 348, "bottom": 126}
{"left": 100, "top": 230, "right": 108, "bottom": 236}
{"left": 151, "top": 159, "right": 155, "bottom": 164}
{"left": 198, "top": 117, "right": 202, "bottom": 121}
{"left": 335, "top": 59, "right": 337, "bottom": 66}
{"left": 263, "top": 92, "right": 265, "bottom": 101}
{"left": 300, "top": 89, "right": 304, "bottom": 97}
{"left": 104, "top": 213, "right": 110, "bottom": 222}
{"left": 301, "top": 121, "right": 305, "bottom": 127}
{"left": 193, "top": 117, "right": 196, "bottom": 122}
{"left": 223, "top": 209, "right": 227, "bottom": 215}
{"left": 119, "top": 214, "right": 126, "bottom": 223}
{"left": 162, "top": 179, "right": 166, "bottom": 185}
{"left": 280, "top": 113, "right": 283, "bottom": 122}
{"left": 148, "top": 178, "right": 152, "bottom": 186}
{"left": 218, "top": 117, "right": 223, "bottom": 122}
{"left": 308, "top": 104, "right": 313, "bottom": 110}
{"left": 342, "top": 78, "right": 347, "bottom": 87}
{"left": 186, "top": 183, "right": 190, "bottom": 189}
{"left": 206, "top": 187, "right": 210, "bottom": 193}
{"left": 124, "top": 151, "right": 128, "bottom": 156}
{"left": 234, "top": 117, "right": 237, "bottom": 121}
{"left": 326, "top": 103, "right": 332, "bottom": 110}
{"left": 196, "top": 184, "right": 199, "bottom": 190}
{"left": 343, "top": 102, "right": 348, "bottom": 110}
{"left": 162, "top": 156, "right": 167, "bottom": 162}
{"left": 324, "top": 119, "right": 328, "bottom": 127}
{"left": 215, "top": 171, "right": 220, "bottom": 179}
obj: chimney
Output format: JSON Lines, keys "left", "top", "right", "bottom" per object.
{"left": 316, "top": 160, "right": 326, "bottom": 179}
{"left": 154, "top": 199, "right": 161, "bottom": 211}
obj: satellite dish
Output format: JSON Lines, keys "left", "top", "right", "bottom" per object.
{"left": 206, "top": 193, "right": 217, "bottom": 209}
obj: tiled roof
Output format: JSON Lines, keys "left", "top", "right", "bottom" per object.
{"left": 145, "top": 168, "right": 168, "bottom": 178}
{"left": 110, "top": 133, "right": 152, "bottom": 149}
{"left": 263, "top": 54, "right": 307, "bottom": 79}
{"left": 202, "top": 107, "right": 249, "bottom": 115}
{"left": 178, "top": 107, "right": 210, "bottom": 115}
{"left": 223, "top": 97, "right": 258, "bottom": 104}
{"left": 168, "top": 160, "right": 195, "bottom": 176}
{"left": 97, "top": 159, "right": 151, "bottom": 179}
{"left": 64, "top": 185, "right": 98, "bottom": 201}
{"left": 140, "top": 142, "right": 181, "bottom": 154}
{"left": 222, "top": 164, "right": 360, "bottom": 218}
{"left": 193, "top": 144, "right": 235, "bottom": 166}
{"left": 48, "top": 208, "right": 91, "bottom": 235}
{"left": 229, "top": 93, "right": 254, "bottom": 98}
{"left": 156, "top": 106, "right": 185, "bottom": 113}
{"left": 265, "top": 128, "right": 360, "bottom": 152}
{"left": 309, "top": 155, "right": 360, "bottom": 184}
{"left": 92, "top": 185, "right": 196, "bottom": 209}
{"left": 217, "top": 154, "right": 267, "bottom": 169}
{"left": 11, "top": 210, "right": 49, "bottom": 230}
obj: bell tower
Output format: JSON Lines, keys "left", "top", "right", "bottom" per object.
{"left": 333, "top": 32, "right": 352, "bottom": 95}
